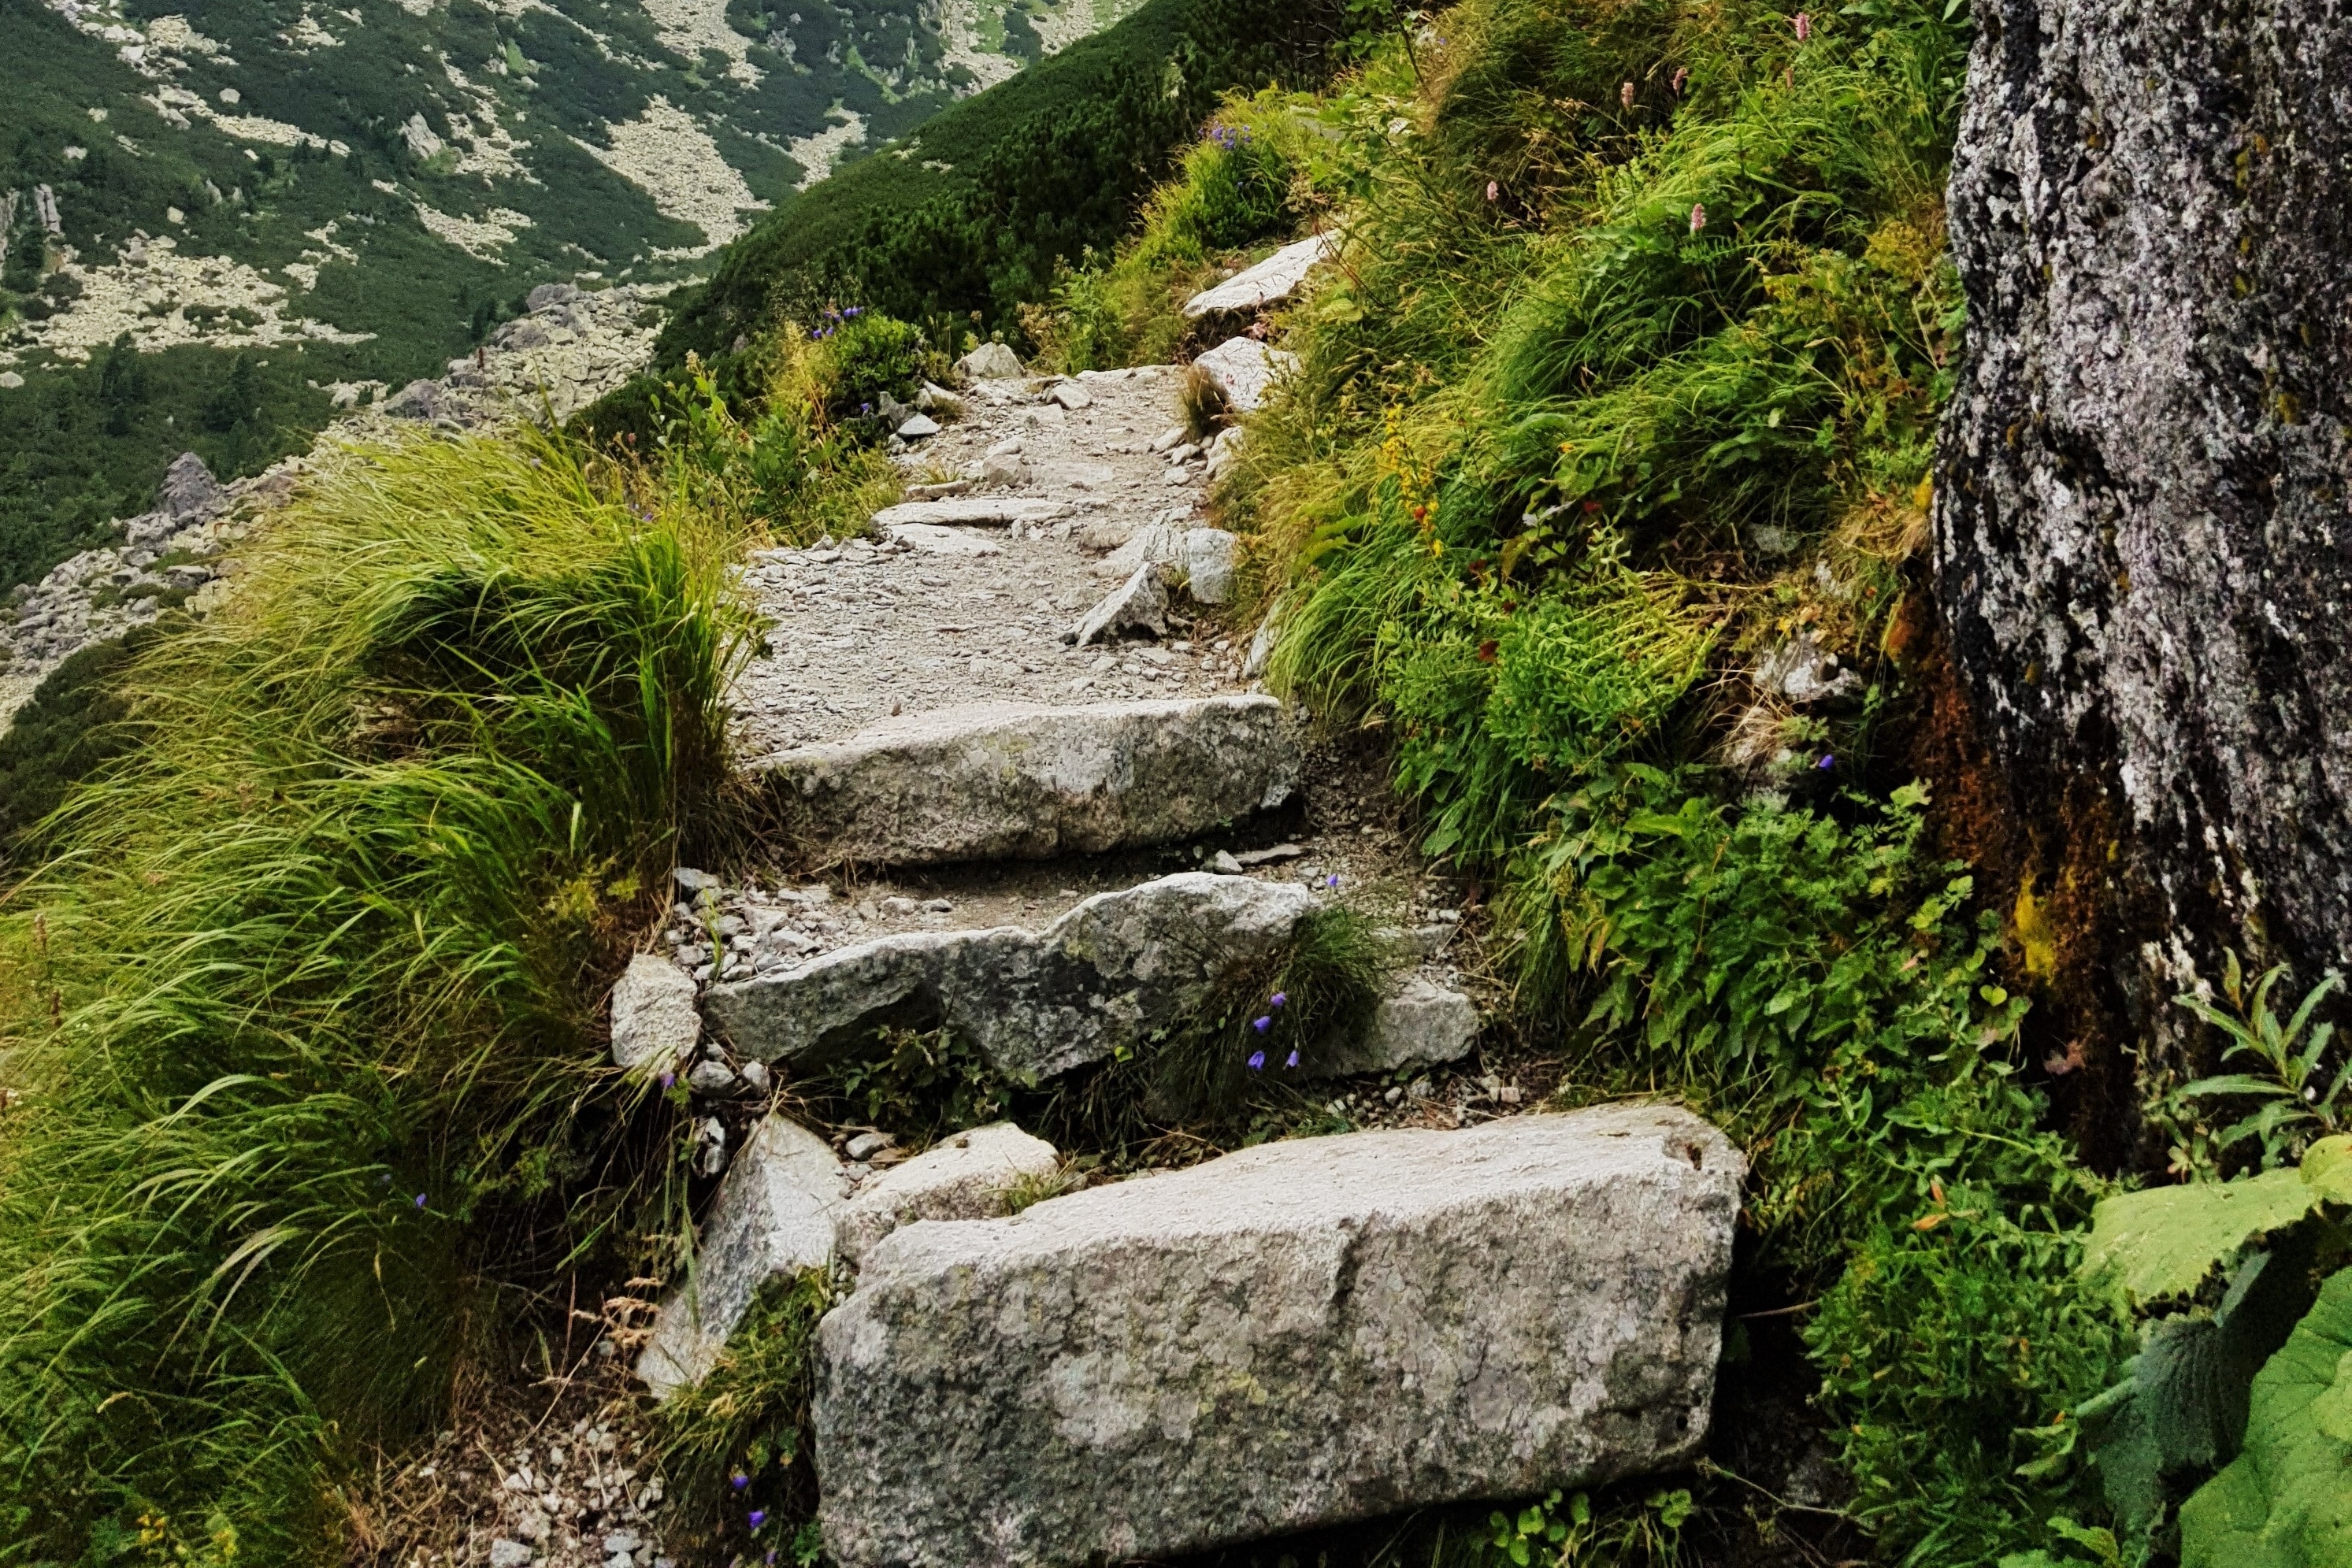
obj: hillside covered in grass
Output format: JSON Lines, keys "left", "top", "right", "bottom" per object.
{"left": 0, "top": 0, "right": 1144, "bottom": 593}
{"left": 8, "top": 0, "right": 2352, "bottom": 1565}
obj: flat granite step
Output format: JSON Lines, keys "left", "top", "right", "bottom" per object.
{"left": 703, "top": 871, "right": 1320, "bottom": 1081}
{"left": 749, "top": 695, "right": 1301, "bottom": 869}
{"left": 813, "top": 1104, "right": 1745, "bottom": 1568}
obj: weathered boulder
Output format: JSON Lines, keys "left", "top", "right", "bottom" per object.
{"left": 638, "top": 1116, "right": 844, "bottom": 1399}
{"left": 1312, "top": 973, "right": 1479, "bottom": 1077}
{"left": 837, "top": 1122, "right": 1061, "bottom": 1265}
{"left": 1182, "top": 527, "right": 1237, "bottom": 606}
{"left": 955, "top": 342, "right": 1026, "bottom": 381}
{"left": 1182, "top": 232, "right": 1337, "bottom": 319}
{"left": 159, "top": 451, "right": 224, "bottom": 522}
{"left": 703, "top": 872, "right": 1321, "bottom": 1081}
{"left": 1191, "top": 335, "right": 1295, "bottom": 413}
{"left": 749, "top": 696, "right": 1302, "bottom": 867}
{"left": 814, "top": 1104, "right": 1744, "bottom": 1567}
{"left": 1935, "top": 0, "right": 2352, "bottom": 1080}
{"left": 1067, "top": 562, "right": 1170, "bottom": 645}
{"left": 609, "top": 952, "right": 699, "bottom": 1073}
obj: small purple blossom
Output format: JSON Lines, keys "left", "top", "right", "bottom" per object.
{"left": 1252, "top": 1016, "right": 1271, "bottom": 1033}
{"left": 748, "top": 1509, "right": 768, "bottom": 1530}
{"left": 1285, "top": 1050, "right": 1300, "bottom": 1069}
{"left": 1270, "top": 992, "right": 1288, "bottom": 1008}
{"left": 660, "top": 1070, "right": 676, "bottom": 1090}
{"left": 1323, "top": 873, "right": 1339, "bottom": 890}
{"left": 1247, "top": 1051, "right": 1267, "bottom": 1072}
{"left": 1817, "top": 753, "right": 1835, "bottom": 770}
{"left": 732, "top": 1473, "right": 751, "bottom": 1492}
{"left": 413, "top": 1193, "right": 427, "bottom": 1210}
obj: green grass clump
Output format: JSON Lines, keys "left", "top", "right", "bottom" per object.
{"left": 0, "top": 428, "right": 759, "bottom": 1560}
{"left": 0, "top": 621, "right": 173, "bottom": 856}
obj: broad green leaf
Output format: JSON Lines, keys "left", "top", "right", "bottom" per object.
{"left": 2181, "top": 1266, "right": 2352, "bottom": 1567}
{"left": 2083, "top": 1136, "right": 2352, "bottom": 1305}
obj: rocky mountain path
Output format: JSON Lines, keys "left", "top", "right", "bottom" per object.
{"left": 730, "top": 364, "right": 1241, "bottom": 753}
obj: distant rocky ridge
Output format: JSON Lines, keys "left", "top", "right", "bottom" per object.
{"left": 0, "top": 281, "right": 661, "bottom": 726}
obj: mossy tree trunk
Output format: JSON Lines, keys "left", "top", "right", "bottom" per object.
{"left": 1934, "top": 0, "right": 2352, "bottom": 1122}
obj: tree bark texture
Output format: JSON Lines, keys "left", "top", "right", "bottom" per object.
{"left": 1935, "top": 0, "right": 2352, "bottom": 1080}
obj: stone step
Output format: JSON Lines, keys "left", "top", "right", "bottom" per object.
{"left": 702, "top": 871, "right": 1321, "bottom": 1082}
{"left": 812, "top": 1104, "right": 1745, "bottom": 1567}
{"left": 748, "top": 695, "right": 1301, "bottom": 869}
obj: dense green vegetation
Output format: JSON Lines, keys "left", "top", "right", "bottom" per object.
{"left": 653, "top": 0, "right": 1366, "bottom": 363}
{"left": 0, "top": 621, "right": 169, "bottom": 854}
{"left": 0, "top": 0, "right": 1085, "bottom": 594}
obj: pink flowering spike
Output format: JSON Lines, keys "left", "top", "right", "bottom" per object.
{"left": 1689, "top": 203, "right": 1707, "bottom": 235}
{"left": 1486, "top": 180, "right": 1498, "bottom": 202}
{"left": 1793, "top": 10, "right": 1811, "bottom": 41}
{"left": 1619, "top": 81, "right": 1635, "bottom": 112}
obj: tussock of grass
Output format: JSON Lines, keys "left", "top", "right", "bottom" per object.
{"left": 0, "top": 428, "right": 759, "bottom": 1559}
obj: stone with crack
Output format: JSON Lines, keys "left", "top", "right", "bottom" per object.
{"left": 812, "top": 1104, "right": 1744, "bottom": 1568}
{"left": 703, "top": 872, "right": 1321, "bottom": 1082}
{"left": 748, "top": 696, "right": 1301, "bottom": 868}
{"left": 1068, "top": 561, "right": 1170, "bottom": 646}
{"left": 637, "top": 1114, "right": 845, "bottom": 1399}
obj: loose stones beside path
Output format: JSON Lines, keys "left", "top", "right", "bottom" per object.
{"left": 637, "top": 1117, "right": 845, "bottom": 1399}
{"left": 702, "top": 871, "right": 1322, "bottom": 1081}
{"left": 813, "top": 1104, "right": 1745, "bottom": 1568}
{"left": 750, "top": 695, "right": 1301, "bottom": 867}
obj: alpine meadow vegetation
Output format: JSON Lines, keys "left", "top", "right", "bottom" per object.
{"left": 7, "top": 0, "right": 2350, "bottom": 1563}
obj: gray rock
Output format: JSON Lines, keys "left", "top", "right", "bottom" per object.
{"left": 1068, "top": 562, "right": 1170, "bottom": 646}
{"left": 1191, "top": 336, "right": 1295, "bottom": 413}
{"left": 638, "top": 1115, "right": 844, "bottom": 1399}
{"left": 610, "top": 953, "right": 701, "bottom": 1073}
{"left": 915, "top": 381, "right": 966, "bottom": 417}
{"left": 954, "top": 342, "right": 1026, "bottom": 381}
{"left": 673, "top": 867, "right": 718, "bottom": 894}
{"left": 526, "top": 282, "right": 583, "bottom": 313}
{"left": 381, "top": 379, "right": 442, "bottom": 421}
{"left": 122, "top": 512, "right": 178, "bottom": 550}
{"left": 703, "top": 872, "right": 1321, "bottom": 1082}
{"left": 159, "top": 451, "right": 224, "bottom": 522}
{"left": 896, "top": 413, "right": 941, "bottom": 439}
{"left": 1182, "top": 233, "right": 1339, "bottom": 319}
{"left": 1182, "top": 528, "right": 1237, "bottom": 606}
{"left": 1756, "top": 632, "right": 1861, "bottom": 708}
{"left": 687, "top": 1059, "right": 738, "bottom": 1095}
{"left": 1048, "top": 381, "right": 1093, "bottom": 411}
{"left": 1312, "top": 973, "right": 1479, "bottom": 1077}
{"left": 979, "top": 451, "right": 1029, "bottom": 487}
{"left": 749, "top": 695, "right": 1302, "bottom": 869}
{"left": 871, "top": 498, "right": 1065, "bottom": 529}
{"left": 1243, "top": 614, "right": 1282, "bottom": 679}
{"left": 837, "top": 1121, "right": 1060, "bottom": 1265}
{"left": 1093, "top": 522, "right": 1185, "bottom": 581}
{"left": 489, "top": 1540, "right": 533, "bottom": 1568}
{"left": 888, "top": 523, "right": 1002, "bottom": 558}
{"left": 814, "top": 1104, "right": 1745, "bottom": 1568}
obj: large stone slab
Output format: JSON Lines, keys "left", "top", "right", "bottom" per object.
{"left": 637, "top": 1116, "right": 845, "bottom": 1399}
{"left": 814, "top": 1104, "right": 1745, "bottom": 1567}
{"left": 749, "top": 696, "right": 1301, "bottom": 868}
{"left": 870, "top": 497, "right": 1066, "bottom": 529}
{"left": 703, "top": 872, "right": 1320, "bottom": 1081}
{"left": 1182, "top": 232, "right": 1338, "bottom": 319}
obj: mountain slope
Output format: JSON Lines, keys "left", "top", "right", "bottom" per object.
{"left": 0, "top": 0, "right": 1145, "bottom": 589}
